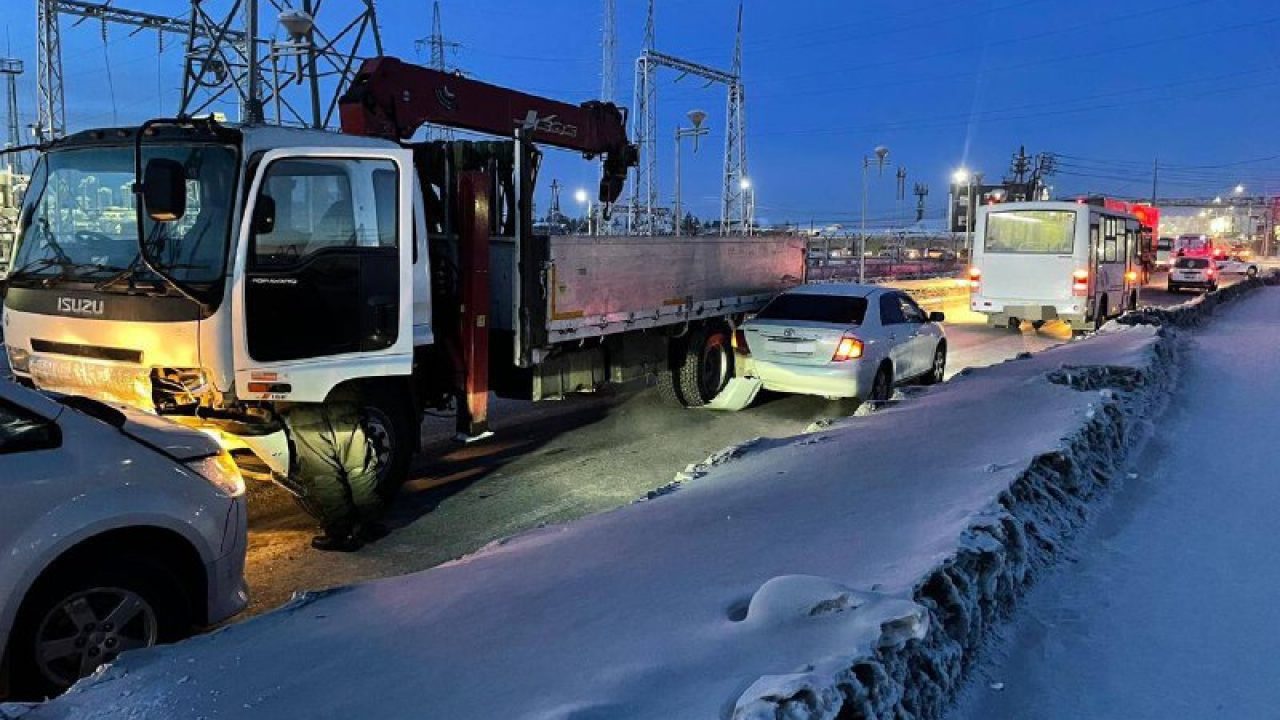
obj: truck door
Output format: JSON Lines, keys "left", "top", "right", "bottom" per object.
{"left": 231, "top": 147, "right": 415, "bottom": 403}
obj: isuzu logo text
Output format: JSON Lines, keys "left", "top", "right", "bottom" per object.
{"left": 57, "top": 297, "right": 105, "bottom": 316}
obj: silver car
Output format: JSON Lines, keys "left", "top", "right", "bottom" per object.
{"left": 737, "top": 283, "right": 947, "bottom": 401}
{"left": 0, "top": 379, "right": 248, "bottom": 700}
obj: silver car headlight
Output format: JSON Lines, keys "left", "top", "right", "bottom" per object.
{"left": 187, "top": 451, "right": 246, "bottom": 498}
{"left": 6, "top": 345, "right": 31, "bottom": 373}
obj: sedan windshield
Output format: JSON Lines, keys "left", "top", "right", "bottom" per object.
{"left": 9, "top": 144, "right": 236, "bottom": 288}
{"left": 756, "top": 293, "right": 868, "bottom": 325}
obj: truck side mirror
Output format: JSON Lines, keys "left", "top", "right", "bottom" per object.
{"left": 252, "top": 195, "right": 276, "bottom": 235}
{"left": 142, "top": 158, "right": 187, "bottom": 222}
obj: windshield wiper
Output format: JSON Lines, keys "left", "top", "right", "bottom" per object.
{"left": 92, "top": 255, "right": 147, "bottom": 292}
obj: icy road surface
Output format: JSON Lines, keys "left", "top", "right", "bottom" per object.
{"left": 951, "top": 286, "right": 1280, "bottom": 720}
{"left": 242, "top": 276, "right": 1231, "bottom": 615}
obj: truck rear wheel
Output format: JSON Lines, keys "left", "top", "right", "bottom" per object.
{"left": 675, "top": 327, "right": 733, "bottom": 408}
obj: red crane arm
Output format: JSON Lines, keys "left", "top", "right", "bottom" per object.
{"left": 339, "top": 56, "right": 638, "bottom": 204}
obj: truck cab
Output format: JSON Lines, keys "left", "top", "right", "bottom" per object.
{"left": 2, "top": 121, "right": 426, "bottom": 479}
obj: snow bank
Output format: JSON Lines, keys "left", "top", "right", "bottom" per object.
{"left": 12, "top": 300, "right": 1253, "bottom": 720}
{"left": 1118, "top": 274, "right": 1269, "bottom": 328}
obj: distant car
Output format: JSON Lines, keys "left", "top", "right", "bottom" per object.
{"left": 737, "top": 283, "right": 947, "bottom": 402}
{"left": 925, "top": 247, "right": 957, "bottom": 261}
{"left": 1216, "top": 258, "right": 1259, "bottom": 278}
{"left": 1154, "top": 237, "right": 1174, "bottom": 270}
{"left": 0, "top": 380, "right": 248, "bottom": 700}
{"left": 1167, "top": 256, "right": 1218, "bottom": 293}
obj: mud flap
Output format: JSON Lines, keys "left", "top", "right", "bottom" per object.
{"left": 281, "top": 403, "right": 386, "bottom": 530}
{"left": 702, "top": 377, "right": 763, "bottom": 411}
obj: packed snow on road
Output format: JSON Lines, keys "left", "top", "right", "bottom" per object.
{"left": 1, "top": 306, "right": 1186, "bottom": 720}
{"left": 951, "top": 286, "right": 1280, "bottom": 719}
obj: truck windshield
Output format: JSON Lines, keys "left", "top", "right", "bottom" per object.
{"left": 8, "top": 144, "right": 236, "bottom": 288}
{"left": 984, "top": 210, "right": 1076, "bottom": 254}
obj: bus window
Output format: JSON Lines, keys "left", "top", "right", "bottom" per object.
{"left": 984, "top": 210, "right": 1076, "bottom": 254}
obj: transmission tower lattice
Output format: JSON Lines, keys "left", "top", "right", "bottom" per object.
{"left": 417, "top": 0, "right": 459, "bottom": 139}
{"left": 1, "top": 58, "right": 23, "bottom": 174}
{"left": 601, "top": 0, "right": 615, "bottom": 102}
{"left": 630, "top": 0, "right": 748, "bottom": 235}
{"left": 35, "top": 0, "right": 381, "bottom": 137}
{"left": 721, "top": 1, "right": 747, "bottom": 235}
{"left": 36, "top": 0, "right": 65, "bottom": 140}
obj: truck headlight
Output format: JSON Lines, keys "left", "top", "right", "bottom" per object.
{"left": 187, "top": 451, "right": 246, "bottom": 498}
{"left": 6, "top": 346, "right": 31, "bottom": 373}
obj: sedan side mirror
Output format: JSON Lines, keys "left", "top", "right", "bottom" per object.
{"left": 929, "top": 311, "right": 946, "bottom": 323}
{"left": 141, "top": 158, "right": 187, "bottom": 222}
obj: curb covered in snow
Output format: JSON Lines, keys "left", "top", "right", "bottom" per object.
{"left": 737, "top": 283, "right": 1269, "bottom": 719}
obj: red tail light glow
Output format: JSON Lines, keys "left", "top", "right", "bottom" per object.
{"left": 1072, "top": 269, "right": 1089, "bottom": 296}
{"left": 967, "top": 266, "right": 982, "bottom": 291}
{"left": 832, "top": 336, "right": 864, "bottom": 362}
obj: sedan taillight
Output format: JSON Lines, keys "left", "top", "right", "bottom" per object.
{"left": 832, "top": 336, "right": 864, "bottom": 362}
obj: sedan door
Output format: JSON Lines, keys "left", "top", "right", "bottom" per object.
{"left": 876, "top": 292, "right": 919, "bottom": 379}
{"left": 897, "top": 293, "right": 940, "bottom": 377}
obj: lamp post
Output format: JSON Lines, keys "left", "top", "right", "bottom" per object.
{"left": 674, "top": 109, "right": 709, "bottom": 238}
{"left": 739, "top": 177, "right": 754, "bottom": 236}
{"left": 574, "top": 188, "right": 593, "bottom": 236}
{"left": 860, "top": 145, "right": 889, "bottom": 283}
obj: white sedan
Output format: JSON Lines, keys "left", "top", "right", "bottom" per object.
{"left": 1216, "top": 258, "right": 1260, "bottom": 278}
{"left": 736, "top": 283, "right": 947, "bottom": 402}
{"left": 0, "top": 379, "right": 248, "bottom": 700}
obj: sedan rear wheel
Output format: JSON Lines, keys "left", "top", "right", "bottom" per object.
{"left": 870, "top": 364, "right": 893, "bottom": 403}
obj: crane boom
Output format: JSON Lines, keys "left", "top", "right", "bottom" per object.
{"left": 338, "top": 56, "right": 638, "bottom": 204}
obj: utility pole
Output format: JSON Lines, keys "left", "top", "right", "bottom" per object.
{"left": 0, "top": 58, "right": 23, "bottom": 174}
{"left": 895, "top": 166, "right": 907, "bottom": 228}
{"left": 913, "top": 183, "right": 929, "bottom": 223}
{"left": 675, "top": 110, "right": 709, "bottom": 238}
{"left": 860, "top": 145, "right": 889, "bottom": 284}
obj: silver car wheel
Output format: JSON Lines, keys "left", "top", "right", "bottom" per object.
{"left": 36, "top": 587, "right": 158, "bottom": 687}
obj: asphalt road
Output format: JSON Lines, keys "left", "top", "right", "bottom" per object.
{"left": 242, "top": 272, "right": 1236, "bottom": 615}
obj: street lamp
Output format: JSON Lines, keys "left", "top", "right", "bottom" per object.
{"left": 860, "top": 145, "right": 890, "bottom": 283}
{"left": 674, "top": 109, "right": 709, "bottom": 238}
{"left": 951, "top": 166, "right": 982, "bottom": 260}
{"left": 574, "top": 188, "right": 593, "bottom": 235}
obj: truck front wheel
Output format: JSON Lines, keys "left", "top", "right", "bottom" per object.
{"left": 284, "top": 386, "right": 415, "bottom": 530}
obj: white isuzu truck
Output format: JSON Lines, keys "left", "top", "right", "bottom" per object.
{"left": 968, "top": 200, "right": 1142, "bottom": 333}
{"left": 0, "top": 56, "right": 804, "bottom": 522}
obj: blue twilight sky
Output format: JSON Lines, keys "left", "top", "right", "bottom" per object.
{"left": 5, "top": 0, "right": 1280, "bottom": 225}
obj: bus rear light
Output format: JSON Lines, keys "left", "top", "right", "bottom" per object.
{"left": 1125, "top": 270, "right": 1139, "bottom": 283}
{"left": 1072, "top": 269, "right": 1090, "bottom": 296}
{"left": 967, "top": 266, "right": 982, "bottom": 291}
{"left": 733, "top": 328, "right": 751, "bottom": 356}
{"left": 832, "top": 336, "right": 864, "bottom": 362}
